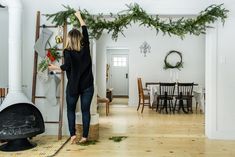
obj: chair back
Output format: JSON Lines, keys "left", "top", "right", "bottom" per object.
{"left": 159, "top": 83, "right": 176, "bottom": 97}
{"left": 177, "top": 83, "right": 194, "bottom": 97}
{"left": 137, "top": 78, "right": 144, "bottom": 99}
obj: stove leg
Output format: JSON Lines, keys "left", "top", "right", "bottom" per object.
{"left": 0, "top": 138, "right": 36, "bottom": 152}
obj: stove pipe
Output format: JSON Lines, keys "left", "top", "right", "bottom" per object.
{"left": 0, "top": 0, "right": 34, "bottom": 110}
{"left": 0, "top": 0, "right": 45, "bottom": 151}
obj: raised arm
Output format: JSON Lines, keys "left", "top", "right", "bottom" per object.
{"left": 75, "top": 11, "right": 89, "bottom": 45}
{"left": 75, "top": 11, "right": 85, "bottom": 26}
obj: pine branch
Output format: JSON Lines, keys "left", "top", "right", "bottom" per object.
{"left": 44, "top": 3, "right": 229, "bottom": 40}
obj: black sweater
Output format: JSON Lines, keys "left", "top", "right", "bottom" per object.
{"left": 60, "top": 26, "right": 93, "bottom": 96}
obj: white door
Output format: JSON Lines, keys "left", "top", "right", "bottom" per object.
{"left": 110, "top": 54, "right": 129, "bottom": 96}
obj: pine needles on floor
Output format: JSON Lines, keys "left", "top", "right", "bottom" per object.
{"left": 109, "top": 136, "right": 128, "bottom": 142}
{"left": 76, "top": 140, "right": 99, "bottom": 146}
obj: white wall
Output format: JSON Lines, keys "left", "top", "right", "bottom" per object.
{"left": 1, "top": 0, "right": 235, "bottom": 139}
{"left": 205, "top": 0, "right": 235, "bottom": 139}
{"left": 0, "top": 9, "right": 8, "bottom": 87}
{"left": 96, "top": 23, "right": 205, "bottom": 105}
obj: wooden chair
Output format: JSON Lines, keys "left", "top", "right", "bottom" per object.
{"left": 174, "top": 83, "right": 194, "bottom": 113}
{"left": 0, "top": 88, "right": 8, "bottom": 104}
{"left": 97, "top": 95, "right": 110, "bottom": 116}
{"left": 137, "top": 78, "right": 150, "bottom": 113}
{"left": 157, "top": 83, "right": 176, "bottom": 114}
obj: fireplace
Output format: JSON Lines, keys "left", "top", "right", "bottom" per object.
{"left": 0, "top": 103, "right": 45, "bottom": 151}
{"left": 0, "top": 0, "right": 45, "bottom": 152}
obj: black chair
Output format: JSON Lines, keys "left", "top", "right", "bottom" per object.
{"left": 157, "top": 83, "right": 176, "bottom": 114}
{"left": 174, "top": 83, "right": 194, "bottom": 113}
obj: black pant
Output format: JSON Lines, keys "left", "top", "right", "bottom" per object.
{"left": 66, "top": 85, "right": 94, "bottom": 138}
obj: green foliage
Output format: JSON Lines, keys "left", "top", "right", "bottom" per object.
{"left": 76, "top": 140, "right": 99, "bottom": 146}
{"left": 109, "top": 136, "right": 128, "bottom": 142}
{"left": 45, "top": 3, "right": 229, "bottom": 40}
{"left": 38, "top": 58, "right": 49, "bottom": 72}
{"left": 48, "top": 45, "right": 61, "bottom": 62}
{"left": 38, "top": 45, "right": 61, "bottom": 72}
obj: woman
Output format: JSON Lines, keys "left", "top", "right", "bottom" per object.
{"left": 48, "top": 11, "right": 94, "bottom": 144}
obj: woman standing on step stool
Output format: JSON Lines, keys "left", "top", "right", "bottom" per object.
{"left": 48, "top": 11, "right": 94, "bottom": 144}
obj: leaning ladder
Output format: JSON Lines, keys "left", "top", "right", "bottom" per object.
{"left": 31, "top": 11, "right": 67, "bottom": 140}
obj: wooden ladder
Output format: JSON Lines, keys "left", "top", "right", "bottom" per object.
{"left": 31, "top": 11, "right": 67, "bottom": 140}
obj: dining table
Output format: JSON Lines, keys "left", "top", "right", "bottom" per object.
{"left": 193, "top": 86, "right": 205, "bottom": 113}
{"left": 146, "top": 83, "right": 158, "bottom": 108}
{"left": 146, "top": 82, "right": 205, "bottom": 113}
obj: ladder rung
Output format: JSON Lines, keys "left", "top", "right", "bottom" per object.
{"left": 36, "top": 72, "right": 62, "bottom": 75}
{"left": 35, "top": 96, "right": 60, "bottom": 99}
{"left": 45, "top": 121, "right": 60, "bottom": 124}
{"left": 50, "top": 72, "right": 62, "bottom": 75}
{"left": 39, "top": 25, "right": 57, "bottom": 28}
{"left": 45, "top": 48, "right": 63, "bottom": 51}
{"left": 35, "top": 72, "right": 62, "bottom": 75}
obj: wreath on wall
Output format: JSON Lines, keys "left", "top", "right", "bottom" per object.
{"left": 164, "top": 50, "right": 183, "bottom": 70}
{"left": 45, "top": 3, "right": 228, "bottom": 41}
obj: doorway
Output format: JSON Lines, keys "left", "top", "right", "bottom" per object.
{"left": 106, "top": 48, "right": 129, "bottom": 105}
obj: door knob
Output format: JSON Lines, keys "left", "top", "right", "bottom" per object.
{"left": 125, "top": 73, "right": 128, "bottom": 78}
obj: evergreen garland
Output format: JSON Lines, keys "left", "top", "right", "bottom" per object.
{"left": 45, "top": 3, "right": 228, "bottom": 40}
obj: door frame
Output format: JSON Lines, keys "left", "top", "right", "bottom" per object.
{"left": 101, "top": 26, "right": 218, "bottom": 138}
{"left": 106, "top": 47, "right": 129, "bottom": 97}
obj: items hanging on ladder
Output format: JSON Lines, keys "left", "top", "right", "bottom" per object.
{"left": 55, "top": 26, "right": 63, "bottom": 44}
{"left": 34, "top": 27, "right": 53, "bottom": 58}
{"left": 32, "top": 11, "right": 67, "bottom": 140}
{"left": 38, "top": 44, "right": 61, "bottom": 72}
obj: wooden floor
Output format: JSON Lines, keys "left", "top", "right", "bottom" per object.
{"left": 58, "top": 106, "right": 235, "bottom": 157}
{"left": 110, "top": 97, "right": 129, "bottom": 105}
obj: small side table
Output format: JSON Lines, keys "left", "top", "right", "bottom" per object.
{"left": 106, "top": 88, "right": 113, "bottom": 102}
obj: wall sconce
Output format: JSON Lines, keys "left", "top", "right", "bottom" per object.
{"left": 140, "top": 41, "right": 151, "bottom": 57}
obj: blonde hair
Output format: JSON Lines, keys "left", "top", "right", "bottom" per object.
{"left": 65, "top": 29, "right": 83, "bottom": 51}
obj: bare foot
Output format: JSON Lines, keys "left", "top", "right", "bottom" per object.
{"left": 78, "top": 137, "right": 87, "bottom": 143}
{"left": 70, "top": 135, "right": 77, "bottom": 144}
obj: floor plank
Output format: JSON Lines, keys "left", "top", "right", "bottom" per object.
{"left": 58, "top": 106, "right": 235, "bottom": 157}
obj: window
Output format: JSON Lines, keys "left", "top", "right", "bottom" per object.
{"left": 112, "top": 57, "right": 127, "bottom": 67}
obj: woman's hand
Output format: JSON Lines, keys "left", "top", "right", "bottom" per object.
{"left": 75, "top": 10, "right": 82, "bottom": 19}
{"left": 75, "top": 10, "right": 86, "bottom": 26}
{"left": 48, "top": 64, "right": 60, "bottom": 71}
